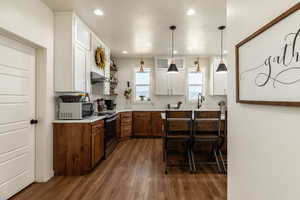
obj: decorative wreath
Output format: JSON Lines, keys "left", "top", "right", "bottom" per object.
{"left": 95, "top": 47, "right": 106, "bottom": 69}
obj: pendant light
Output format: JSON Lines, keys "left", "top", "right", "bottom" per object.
{"left": 167, "top": 25, "right": 179, "bottom": 73}
{"left": 216, "top": 26, "right": 227, "bottom": 72}
{"left": 139, "top": 58, "right": 145, "bottom": 72}
{"left": 195, "top": 57, "right": 201, "bottom": 72}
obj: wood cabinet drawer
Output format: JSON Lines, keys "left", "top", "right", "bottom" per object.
{"left": 121, "top": 112, "right": 132, "bottom": 119}
{"left": 151, "top": 111, "right": 164, "bottom": 118}
{"left": 133, "top": 112, "right": 151, "bottom": 119}
{"left": 91, "top": 120, "right": 104, "bottom": 128}
{"left": 121, "top": 118, "right": 132, "bottom": 124}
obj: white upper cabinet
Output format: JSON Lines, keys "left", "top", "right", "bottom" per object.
{"left": 74, "top": 44, "right": 87, "bottom": 92}
{"left": 54, "top": 12, "right": 91, "bottom": 93}
{"left": 155, "top": 68, "right": 169, "bottom": 95}
{"left": 168, "top": 68, "right": 185, "bottom": 95}
{"left": 90, "top": 32, "right": 111, "bottom": 96}
{"left": 75, "top": 18, "right": 91, "bottom": 50}
{"left": 210, "top": 57, "right": 227, "bottom": 95}
{"left": 54, "top": 12, "right": 110, "bottom": 94}
{"left": 155, "top": 57, "right": 186, "bottom": 96}
{"left": 156, "top": 58, "right": 169, "bottom": 69}
{"left": 91, "top": 34, "right": 106, "bottom": 77}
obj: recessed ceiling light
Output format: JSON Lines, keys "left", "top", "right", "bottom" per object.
{"left": 94, "top": 9, "right": 104, "bottom": 16}
{"left": 173, "top": 50, "right": 178, "bottom": 54}
{"left": 122, "top": 50, "right": 128, "bottom": 54}
{"left": 223, "top": 50, "right": 228, "bottom": 54}
{"left": 186, "top": 9, "right": 196, "bottom": 16}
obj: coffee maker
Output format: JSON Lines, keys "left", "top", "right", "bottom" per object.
{"left": 104, "top": 100, "right": 116, "bottom": 110}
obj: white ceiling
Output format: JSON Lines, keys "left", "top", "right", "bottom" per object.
{"left": 41, "top": 0, "right": 226, "bottom": 58}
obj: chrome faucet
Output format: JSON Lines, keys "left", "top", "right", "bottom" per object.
{"left": 197, "top": 93, "right": 205, "bottom": 109}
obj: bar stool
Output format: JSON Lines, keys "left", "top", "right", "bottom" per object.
{"left": 192, "top": 111, "right": 226, "bottom": 173}
{"left": 163, "top": 111, "right": 194, "bottom": 174}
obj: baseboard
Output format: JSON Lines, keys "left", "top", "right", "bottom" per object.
{"left": 35, "top": 170, "right": 54, "bottom": 183}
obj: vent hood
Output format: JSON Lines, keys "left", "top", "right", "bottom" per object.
{"left": 91, "top": 71, "right": 108, "bottom": 84}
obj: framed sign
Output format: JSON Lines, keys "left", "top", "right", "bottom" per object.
{"left": 236, "top": 3, "right": 300, "bottom": 106}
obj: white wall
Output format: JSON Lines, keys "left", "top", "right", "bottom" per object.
{"left": 115, "top": 57, "right": 226, "bottom": 110}
{"left": 227, "top": 1, "right": 300, "bottom": 199}
{"left": 0, "top": 0, "right": 54, "bottom": 182}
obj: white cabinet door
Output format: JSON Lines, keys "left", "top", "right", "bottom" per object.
{"left": 85, "top": 51, "right": 91, "bottom": 94}
{"left": 155, "top": 68, "right": 169, "bottom": 95}
{"left": 174, "top": 58, "right": 184, "bottom": 69}
{"left": 74, "top": 44, "right": 87, "bottom": 92}
{"left": 214, "top": 71, "right": 227, "bottom": 95}
{"left": 91, "top": 34, "right": 105, "bottom": 76}
{"left": 168, "top": 69, "right": 185, "bottom": 95}
{"left": 155, "top": 58, "right": 169, "bottom": 69}
{"left": 210, "top": 57, "right": 227, "bottom": 95}
{"left": 75, "top": 16, "right": 91, "bottom": 50}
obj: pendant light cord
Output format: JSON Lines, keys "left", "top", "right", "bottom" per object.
{"left": 171, "top": 30, "right": 174, "bottom": 59}
{"left": 221, "top": 29, "right": 223, "bottom": 61}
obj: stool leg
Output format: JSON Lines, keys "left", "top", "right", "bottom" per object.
{"left": 165, "top": 139, "right": 168, "bottom": 174}
{"left": 218, "top": 150, "right": 226, "bottom": 174}
{"left": 187, "top": 149, "right": 193, "bottom": 173}
{"left": 190, "top": 147, "right": 196, "bottom": 173}
{"left": 213, "top": 146, "right": 222, "bottom": 173}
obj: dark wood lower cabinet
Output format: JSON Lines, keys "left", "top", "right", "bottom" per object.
{"left": 53, "top": 120, "right": 105, "bottom": 176}
{"left": 151, "top": 111, "right": 164, "bottom": 136}
{"left": 133, "top": 111, "right": 164, "bottom": 137}
{"left": 120, "top": 112, "right": 132, "bottom": 138}
{"left": 133, "top": 112, "right": 152, "bottom": 136}
{"left": 91, "top": 123, "right": 104, "bottom": 167}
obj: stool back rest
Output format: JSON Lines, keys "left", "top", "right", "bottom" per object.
{"left": 165, "top": 111, "right": 193, "bottom": 136}
{"left": 193, "top": 111, "right": 221, "bottom": 136}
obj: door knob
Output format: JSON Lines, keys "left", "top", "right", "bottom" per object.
{"left": 30, "top": 119, "right": 38, "bottom": 125}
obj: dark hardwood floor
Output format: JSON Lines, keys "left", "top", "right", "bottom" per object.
{"left": 11, "top": 139, "right": 227, "bottom": 200}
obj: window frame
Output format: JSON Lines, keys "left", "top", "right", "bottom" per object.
{"left": 133, "top": 68, "right": 152, "bottom": 103}
{"left": 187, "top": 68, "right": 204, "bottom": 102}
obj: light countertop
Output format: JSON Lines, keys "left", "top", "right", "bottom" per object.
{"left": 53, "top": 108, "right": 223, "bottom": 123}
{"left": 53, "top": 115, "right": 106, "bottom": 124}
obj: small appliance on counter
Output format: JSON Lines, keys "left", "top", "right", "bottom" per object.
{"left": 59, "top": 102, "right": 94, "bottom": 120}
{"left": 104, "top": 99, "right": 116, "bottom": 110}
{"left": 58, "top": 95, "right": 94, "bottom": 120}
{"left": 96, "top": 98, "right": 106, "bottom": 112}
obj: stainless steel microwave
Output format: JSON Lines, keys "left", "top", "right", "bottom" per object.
{"left": 59, "top": 102, "right": 94, "bottom": 120}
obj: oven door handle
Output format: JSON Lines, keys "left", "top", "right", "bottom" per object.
{"left": 106, "top": 116, "right": 117, "bottom": 123}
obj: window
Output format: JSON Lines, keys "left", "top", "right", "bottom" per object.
{"left": 135, "top": 69, "right": 151, "bottom": 101}
{"left": 188, "top": 71, "right": 203, "bottom": 101}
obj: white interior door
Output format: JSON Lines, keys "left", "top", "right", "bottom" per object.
{"left": 0, "top": 35, "right": 36, "bottom": 199}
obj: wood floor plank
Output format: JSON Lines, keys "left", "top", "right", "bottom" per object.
{"left": 11, "top": 139, "right": 227, "bottom": 200}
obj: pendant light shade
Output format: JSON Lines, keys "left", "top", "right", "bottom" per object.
{"left": 217, "top": 62, "right": 227, "bottom": 72}
{"left": 167, "top": 25, "right": 179, "bottom": 73}
{"left": 216, "top": 26, "right": 227, "bottom": 72}
{"left": 139, "top": 59, "right": 145, "bottom": 72}
{"left": 168, "top": 63, "right": 178, "bottom": 72}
